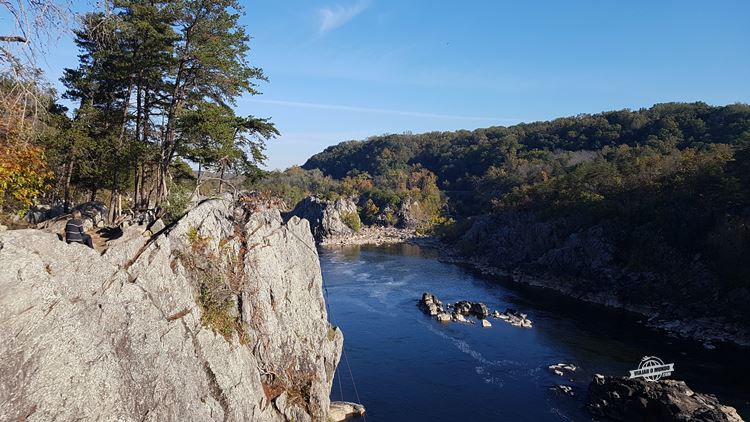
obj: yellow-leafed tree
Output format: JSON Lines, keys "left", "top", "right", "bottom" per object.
{"left": 0, "top": 143, "right": 52, "bottom": 213}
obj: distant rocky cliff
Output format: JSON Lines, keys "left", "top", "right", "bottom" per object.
{"left": 0, "top": 197, "right": 343, "bottom": 421}
{"left": 287, "top": 196, "right": 427, "bottom": 246}
{"left": 287, "top": 197, "right": 359, "bottom": 242}
{"left": 452, "top": 211, "right": 750, "bottom": 347}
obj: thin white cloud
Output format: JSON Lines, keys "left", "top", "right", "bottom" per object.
{"left": 317, "top": 1, "right": 370, "bottom": 33}
{"left": 244, "top": 98, "right": 517, "bottom": 123}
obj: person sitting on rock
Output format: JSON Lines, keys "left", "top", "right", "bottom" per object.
{"left": 65, "top": 211, "right": 93, "bottom": 249}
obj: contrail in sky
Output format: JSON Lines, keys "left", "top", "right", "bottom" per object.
{"left": 243, "top": 98, "right": 517, "bottom": 123}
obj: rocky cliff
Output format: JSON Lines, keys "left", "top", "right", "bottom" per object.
{"left": 287, "top": 197, "right": 359, "bottom": 242}
{"left": 0, "top": 197, "right": 343, "bottom": 421}
{"left": 452, "top": 211, "right": 750, "bottom": 346}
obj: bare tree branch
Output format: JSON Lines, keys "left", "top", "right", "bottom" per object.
{"left": 0, "top": 0, "right": 75, "bottom": 145}
{"left": 0, "top": 35, "right": 28, "bottom": 43}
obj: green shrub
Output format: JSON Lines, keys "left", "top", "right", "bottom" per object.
{"left": 182, "top": 226, "right": 240, "bottom": 341}
{"left": 163, "top": 182, "right": 192, "bottom": 224}
{"left": 360, "top": 199, "right": 379, "bottom": 225}
{"left": 187, "top": 225, "right": 200, "bottom": 243}
{"left": 341, "top": 210, "right": 361, "bottom": 232}
{"left": 422, "top": 215, "right": 455, "bottom": 236}
{"left": 383, "top": 209, "right": 398, "bottom": 226}
{"left": 197, "top": 275, "right": 237, "bottom": 340}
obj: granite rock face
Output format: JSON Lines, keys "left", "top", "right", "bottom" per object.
{"left": 587, "top": 375, "right": 743, "bottom": 422}
{"left": 0, "top": 197, "right": 343, "bottom": 422}
{"left": 396, "top": 198, "right": 428, "bottom": 229}
{"left": 288, "top": 196, "right": 358, "bottom": 241}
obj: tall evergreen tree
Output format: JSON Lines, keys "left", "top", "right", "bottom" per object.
{"left": 157, "top": 0, "right": 267, "bottom": 202}
{"left": 61, "top": 0, "right": 273, "bottom": 221}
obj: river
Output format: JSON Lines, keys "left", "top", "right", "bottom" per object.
{"left": 320, "top": 244, "right": 750, "bottom": 421}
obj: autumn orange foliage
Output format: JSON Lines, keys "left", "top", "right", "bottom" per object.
{"left": 0, "top": 141, "right": 52, "bottom": 212}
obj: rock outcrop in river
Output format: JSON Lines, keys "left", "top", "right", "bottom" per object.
{"left": 0, "top": 196, "right": 344, "bottom": 421}
{"left": 418, "top": 292, "right": 533, "bottom": 328}
{"left": 452, "top": 300, "right": 490, "bottom": 319}
{"left": 418, "top": 292, "right": 445, "bottom": 315}
{"left": 587, "top": 375, "right": 743, "bottom": 422}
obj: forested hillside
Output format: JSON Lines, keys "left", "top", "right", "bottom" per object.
{"left": 304, "top": 102, "right": 750, "bottom": 198}
{"left": 298, "top": 103, "right": 750, "bottom": 335}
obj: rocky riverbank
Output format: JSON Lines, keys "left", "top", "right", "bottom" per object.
{"left": 436, "top": 248, "right": 750, "bottom": 348}
{"left": 321, "top": 226, "right": 425, "bottom": 246}
{"left": 437, "top": 212, "right": 750, "bottom": 349}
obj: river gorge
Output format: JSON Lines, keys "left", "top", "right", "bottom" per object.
{"left": 320, "top": 243, "right": 750, "bottom": 421}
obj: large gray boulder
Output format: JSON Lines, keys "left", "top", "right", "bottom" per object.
{"left": 329, "top": 401, "right": 366, "bottom": 421}
{"left": 288, "top": 196, "right": 358, "bottom": 241}
{"left": 0, "top": 197, "right": 343, "bottom": 422}
{"left": 587, "top": 375, "right": 743, "bottom": 422}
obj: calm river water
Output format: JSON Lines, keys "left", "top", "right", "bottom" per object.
{"left": 320, "top": 244, "right": 750, "bottom": 421}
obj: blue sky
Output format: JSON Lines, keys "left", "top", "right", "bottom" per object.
{"left": 28, "top": 0, "right": 750, "bottom": 169}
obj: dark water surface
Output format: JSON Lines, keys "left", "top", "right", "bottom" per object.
{"left": 321, "top": 244, "right": 750, "bottom": 421}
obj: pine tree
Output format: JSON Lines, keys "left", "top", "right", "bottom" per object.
{"left": 178, "top": 101, "right": 277, "bottom": 194}
{"left": 59, "top": 0, "right": 273, "bottom": 221}
{"left": 157, "top": 0, "right": 267, "bottom": 202}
